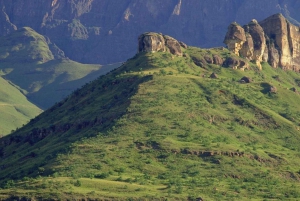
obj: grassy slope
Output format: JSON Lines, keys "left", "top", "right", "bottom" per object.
{"left": 0, "top": 77, "right": 42, "bottom": 136}
{"left": 1, "top": 47, "right": 300, "bottom": 200}
{"left": 0, "top": 27, "right": 120, "bottom": 135}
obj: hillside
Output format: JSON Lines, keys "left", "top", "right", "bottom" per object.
{"left": 0, "top": 77, "right": 41, "bottom": 136}
{"left": 0, "top": 27, "right": 120, "bottom": 135}
{"left": 1, "top": 0, "right": 300, "bottom": 64}
{"left": 1, "top": 32, "right": 300, "bottom": 200}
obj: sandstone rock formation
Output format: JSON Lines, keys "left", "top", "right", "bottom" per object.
{"left": 138, "top": 32, "right": 182, "bottom": 56}
{"left": 260, "top": 14, "right": 300, "bottom": 71}
{"left": 225, "top": 20, "right": 266, "bottom": 70}
{"left": 223, "top": 23, "right": 246, "bottom": 56}
{"left": 224, "top": 14, "right": 300, "bottom": 72}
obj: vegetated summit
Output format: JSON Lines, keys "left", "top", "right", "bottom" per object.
{"left": 1, "top": 16, "right": 300, "bottom": 200}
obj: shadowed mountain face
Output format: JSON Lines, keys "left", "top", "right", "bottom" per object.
{"left": 1, "top": 0, "right": 300, "bottom": 64}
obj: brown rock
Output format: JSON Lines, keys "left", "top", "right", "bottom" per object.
{"left": 247, "top": 19, "right": 266, "bottom": 70}
{"left": 179, "top": 41, "right": 188, "bottom": 49}
{"left": 210, "top": 72, "right": 218, "bottom": 79}
{"left": 138, "top": 32, "right": 166, "bottom": 53}
{"left": 268, "top": 43, "right": 280, "bottom": 68}
{"left": 213, "top": 54, "right": 223, "bottom": 65}
{"left": 241, "top": 76, "right": 252, "bottom": 83}
{"left": 138, "top": 32, "right": 182, "bottom": 56}
{"left": 223, "top": 57, "right": 240, "bottom": 68}
{"left": 270, "top": 86, "right": 277, "bottom": 93}
{"left": 163, "top": 35, "right": 183, "bottom": 56}
{"left": 240, "top": 32, "right": 254, "bottom": 60}
{"left": 204, "top": 55, "right": 213, "bottom": 64}
{"left": 223, "top": 57, "right": 249, "bottom": 71}
{"left": 260, "top": 14, "right": 300, "bottom": 71}
{"left": 223, "top": 22, "right": 246, "bottom": 56}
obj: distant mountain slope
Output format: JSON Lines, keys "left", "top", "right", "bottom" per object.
{"left": 0, "top": 76, "right": 41, "bottom": 136}
{"left": 1, "top": 0, "right": 300, "bottom": 64}
{"left": 0, "top": 27, "right": 120, "bottom": 135}
{"left": 1, "top": 33, "right": 300, "bottom": 200}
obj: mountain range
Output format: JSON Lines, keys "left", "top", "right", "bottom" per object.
{"left": 1, "top": 14, "right": 300, "bottom": 199}
{"left": 1, "top": 0, "right": 300, "bottom": 65}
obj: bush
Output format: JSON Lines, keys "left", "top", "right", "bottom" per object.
{"left": 74, "top": 179, "right": 81, "bottom": 187}
{"left": 95, "top": 172, "right": 109, "bottom": 179}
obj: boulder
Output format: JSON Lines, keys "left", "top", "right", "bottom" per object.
{"left": 210, "top": 72, "right": 218, "bottom": 79}
{"left": 223, "top": 57, "right": 240, "bottom": 68}
{"left": 223, "top": 57, "right": 249, "bottom": 70}
{"left": 291, "top": 87, "right": 297, "bottom": 92}
{"left": 163, "top": 35, "right": 183, "bottom": 56}
{"left": 240, "top": 76, "right": 252, "bottom": 83}
{"left": 213, "top": 54, "right": 223, "bottom": 65}
{"left": 138, "top": 32, "right": 182, "bottom": 56}
{"left": 204, "top": 55, "right": 213, "bottom": 64}
{"left": 269, "top": 86, "right": 277, "bottom": 93}
{"left": 223, "top": 22, "right": 246, "bottom": 56}
{"left": 138, "top": 32, "right": 166, "bottom": 53}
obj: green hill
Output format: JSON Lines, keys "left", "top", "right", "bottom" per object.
{"left": 1, "top": 41, "right": 300, "bottom": 200}
{"left": 0, "top": 77, "right": 42, "bottom": 136}
{"left": 0, "top": 27, "right": 120, "bottom": 135}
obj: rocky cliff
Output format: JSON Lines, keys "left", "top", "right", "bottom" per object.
{"left": 224, "top": 14, "right": 300, "bottom": 71}
{"left": 0, "top": 0, "right": 300, "bottom": 64}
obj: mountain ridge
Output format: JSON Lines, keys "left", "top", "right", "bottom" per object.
{"left": 1, "top": 29, "right": 300, "bottom": 199}
{"left": 2, "top": 0, "right": 300, "bottom": 64}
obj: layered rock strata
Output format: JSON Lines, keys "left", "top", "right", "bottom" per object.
{"left": 224, "top": 14, "right": 300, "bottom": 72}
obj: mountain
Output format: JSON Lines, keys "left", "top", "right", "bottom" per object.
{"left": 1, "top": 0, "right": 300, "bottom": 65}
{"left": 0, "top": 27, "right": 120, "bottom": 135}
{"left": 1, "top": 27, "right": 300, "bottom": 200}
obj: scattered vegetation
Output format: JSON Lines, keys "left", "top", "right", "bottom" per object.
{"left": 1, "top": 46, "right": 300, "bottom": 200}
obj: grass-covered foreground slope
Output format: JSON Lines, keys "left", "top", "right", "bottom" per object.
{"left": 0, "top": 77, "right": 42, "bottom": 136}
{"left": 0, "top": 27, "right": 120, "bottom": 135}
{"left": 1, "top": 46, "right": 300, "bottom": 200}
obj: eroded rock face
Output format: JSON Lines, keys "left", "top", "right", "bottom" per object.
{"left": 240, "top": 32, "right": 254, "bottom": 60}
{"left": 260, "top": 14, "right": 300, "bottom": 71}
{"left": 225, "top": 19, "right": 266, "bottom": 70}
{"left": 224, "top": 23, "right": 246, "bottom": 56}
{"left": 225, "top": 14, "right": 300, "bottom": 72}
{"left": 138, "top": 32, "right": 182, "bottom": 56}
{"left": 247, "top": 20, "right": 266, "bottom": 70}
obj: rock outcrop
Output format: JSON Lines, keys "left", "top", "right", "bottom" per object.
{"left": 138, "top": 32, "right": 182, "bottom": 56}
{"left": 224, "top": 20, "right": 266, "bottom": 70}
{"left": 223, "top": 23, "right": 246, "bottom": 56}
{"left": 260, "top": 14, "right": 300, "bottom": 71}
{"left": 224, "top": 14, "right": 300, "bottom": 72}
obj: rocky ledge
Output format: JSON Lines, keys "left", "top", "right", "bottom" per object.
{"left": 224, "top": 14, "right": 300, "bottom": 72}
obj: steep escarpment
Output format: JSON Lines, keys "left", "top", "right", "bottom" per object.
{"left": 0, "top": 0, "right": 299, "bottom": 64}
{"left": 224, "top": 14, "right": 300, "bottom": 72}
